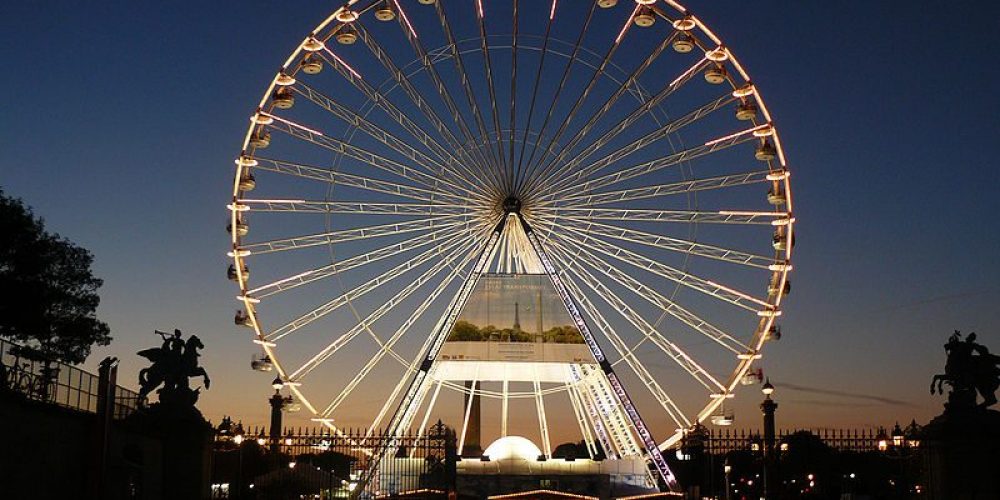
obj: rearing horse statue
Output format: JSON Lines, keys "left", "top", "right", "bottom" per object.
{"left": 137, "top": 330, "right": 210, "bottom": 402}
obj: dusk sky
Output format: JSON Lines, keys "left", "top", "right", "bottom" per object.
{"left": 2, "top": 0, "right": 999, "bottom": 437}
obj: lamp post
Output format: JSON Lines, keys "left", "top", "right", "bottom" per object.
{"left": 724, "top": 459, "right": 733, "bottom": 500}
{"left": 269, "top": 377, "right": 286, "bottom": 456}
{"left": 760, "top": 378, "right": 778, "bottom": 499}
{"left": 877, "top": 421, "right": 921, "bottom": 498}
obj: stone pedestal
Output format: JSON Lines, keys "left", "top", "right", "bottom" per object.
{"left": 922, "top": 405, "right": 1000, "bottom": 499}
{"left": 126, "top": 387, "right": 214, "bottom": 500}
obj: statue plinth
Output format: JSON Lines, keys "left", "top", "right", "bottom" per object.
{"left": 126, "top": 390, "right": 214, "bottom": 500}
{"left": 922, "top": 405, "right": 1000, "bottom": 499}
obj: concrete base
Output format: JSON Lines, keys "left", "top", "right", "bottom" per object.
{"left": 922, "top": 406, "right": 1000, "bottom": 500}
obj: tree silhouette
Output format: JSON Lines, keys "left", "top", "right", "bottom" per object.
{"left": 0, "top": 189, "right": 111, "bottom": 363}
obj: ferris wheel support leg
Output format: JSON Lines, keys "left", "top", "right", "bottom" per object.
{"left": 351, "top": 217, "right": 508, "bottom": 498}
{"left": 411, "top": 377, "right": 445, "bottom": 458}
{"left": 571, "top": 365, "right": 618, "bottom": 460}
{"left": 501, "top": 378, "right": 509, "bottom": 438}
{"left": 533, "top": 376, "right": 552, "bottom": 458}
{"left": 565, "top": 376, "right": 598, "bottom": 459}
{"left": 519, "top": 214, "right": 680, "bottom": 491}
{"left": 457, "top": 370, "right": 480, "bottom": 456}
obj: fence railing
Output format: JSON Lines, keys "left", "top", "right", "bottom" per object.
{"left": 212, "top": 422, "right": 455, "bottom": 499}
{"left": 0, "top": 338, "right": 142, "bottom": 419}
{"left": 703, "top": 427, "right": 883, "bottom": 454}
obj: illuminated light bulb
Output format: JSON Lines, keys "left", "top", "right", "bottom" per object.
{"left": 301, "top": 37, "right": 324, "bottom": 52}
{"left": 753, "top": 124, "right": 775, "bottom": 137}
{"left": 732, "top": 83, "right": 755, "bottom": 98}
{"left": 235, "top": 156, "right": 258, "bottom": 167}
{"left": 335, "top": 10, "right": 358, "bottom": 23}
{"left": 672, "top": 17, "right": 696, "bottom": 31}
{"left": 706, "top": 47, "right": 729, "bottom": 62}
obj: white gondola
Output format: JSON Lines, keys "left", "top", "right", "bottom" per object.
{"left": 300, "top": 54, "right": 323, "bottom": 75}
{"left": 597, "top": 0, "right": 618, "bottom": 8}
{"left": 336, "top": 26, "right": 357, "bottom": 45}
{"left": 710, "top": 407, "right": 735, "bottom": 426}
{"left": 634, "top": 7, "right": 656, "bottom": 28}
{"left": 374, "top": 2, "right": 396, "bottom": 22}
{"left": 272, "top": 87, "right": 294, "bottom": 110}
{"left": 238, "top": 171, "right": 256, "bottom": 192}
{"left": 772, "top": 231, "right": 788, "bottom": 251}
{"left": 672, "top": 34, "right": 695, "bottom": 53}
{"left": 227, "top": 220, "right": 249, "bottom": 237}
{"left": 767, "top": 279, "right": 790, "bottom": 297}
{"left": 235, "top": 310, "right": 253, "bottom": 327}
{"left": 755, "top": 141, "right": 777, "bottom": 161}
{"left": 741, "top": 368, "right": 763, "bottom": 386}
{"left": 704, "top": 65, "right": 727, "bottom": 84}
{"left": 736, "top": 102, "right": 757, "bottom": 121}
{"left": 766, "top": 324, "right": 782, "bottom": 341}
{"left": 227, "top": 264, "right": 249, "bottom": 281}
{"left": 767, "top": 188, "right": 786, "bottom": 205}
{"left": 249, "top": 129, "right": 270, "bottom": 149}
{"left": 251, "top": 354, "right": 275, "bottom": 372}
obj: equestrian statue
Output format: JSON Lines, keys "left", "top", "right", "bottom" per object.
{"left": 137, "top": 329, "right": 210, "bottom": 406}
{"left": 931, "top": 330, "right": 1000, "bottom": 410}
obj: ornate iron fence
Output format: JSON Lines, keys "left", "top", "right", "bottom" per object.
{"left": 212, "top": 421, "right": 456, "bottom": 499}
{"left": 704, "top": 427, "right": 883, "bottom": 454}
{"left": 0, "top": 338, "right": 142, "bottom": 419}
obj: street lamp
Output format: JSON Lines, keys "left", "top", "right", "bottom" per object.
{"left": 724, "top": 458, "right": 733, "bottom": 500}
{"left": 891, "top": 423, "right": 904, "bottom": 448}
{"left": 876, "top": 427, "right": 889, "bottom": 452}
{"left": 760, "top": 378, "right": 778, "bottom": 499}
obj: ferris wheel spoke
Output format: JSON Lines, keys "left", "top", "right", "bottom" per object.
{"left": 512, "top": 0, "right": 557, "bottom": 191}
{"left": 526, "top": 31, "right": 686, "bottom": 195}
{"left": 353, "top": 23, "right": 503, "bottom": 193}
{"left": 315, "top": 45, "right": 500, "bottom": 198}
{"left": 536, "top": 207, "right": 783, "bottom": 225}
{"left": 288, "top": 236, "right": 479, "bottom": 381}
{"left": 269, "top": 232, "right": 473, "bottom": 343}
{"left": 549, "top": 169, "right": 773, "bottom": 207}
{"left": 262, "top": 112, "right": 481, "bottom": 201}
{"left": 319, "top": 247, "right": 473, "bottom": 417}
{"left": 517, "top": 0, "right": 599, "bottom": 192}
{"left": 240, "top": 214, "right": 472, "bottom": 256}
{"left": 473, "top": 0, "right": 510, "bottom": 184}
{"left": 428, "top": 0, "right": 508, "bottom": 190}
{"left": 522, "top": 5, "right": 636, "bottom": 186}
{"left": 241, "top": 199, "right": 483, "bottom": 217}
{"left": 251, "top": 157, "right": 470, "bottom": 204}
{"left": 549, "top": 245, "right": 726, "bottom": 393}
{"left": 248, "top": 221, "right": 483, "bottom": 299}
{"left": 310, "top": 48, "right": 493, "bottom": 196}
{"left": 546, "top": 89, "right": 734, "bottom": 195}
{"left": 546, "top": 234, "right": 749, "bottom": 354}
{"left": 551, "top": 217, "right": 774, "bottom": 269}
{"left": 539, "top": 125, "right": 770, "bottom": 202}
{"left": 551, "top": 257, "right": 690, "bottom": 428}
{"left": 290, "top": 82, "right": 489, "bottom": 193}
{"left": 380, "top": 4, "right": 506, "bottom": 180}
{"left": 507, "top": 0, "right": 520, "bottom": 191}
{"left": 545, "top": 223, "right": 770, "bottom": 313}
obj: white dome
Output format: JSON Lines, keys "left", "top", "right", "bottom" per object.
{"left": 483, "top": 436, "right": 542, "bottom": 460}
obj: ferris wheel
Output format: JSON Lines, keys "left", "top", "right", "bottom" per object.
{"left": 228, "top": 0, "right": 793, "bottom": 490}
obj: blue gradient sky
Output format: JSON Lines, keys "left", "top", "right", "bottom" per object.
{"left": 2, "top": 1, "right": 999, "bottom": 433}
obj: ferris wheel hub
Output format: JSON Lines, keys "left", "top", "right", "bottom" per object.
{"left": 502, "top": 196, "right": 522, "bottom": 214}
